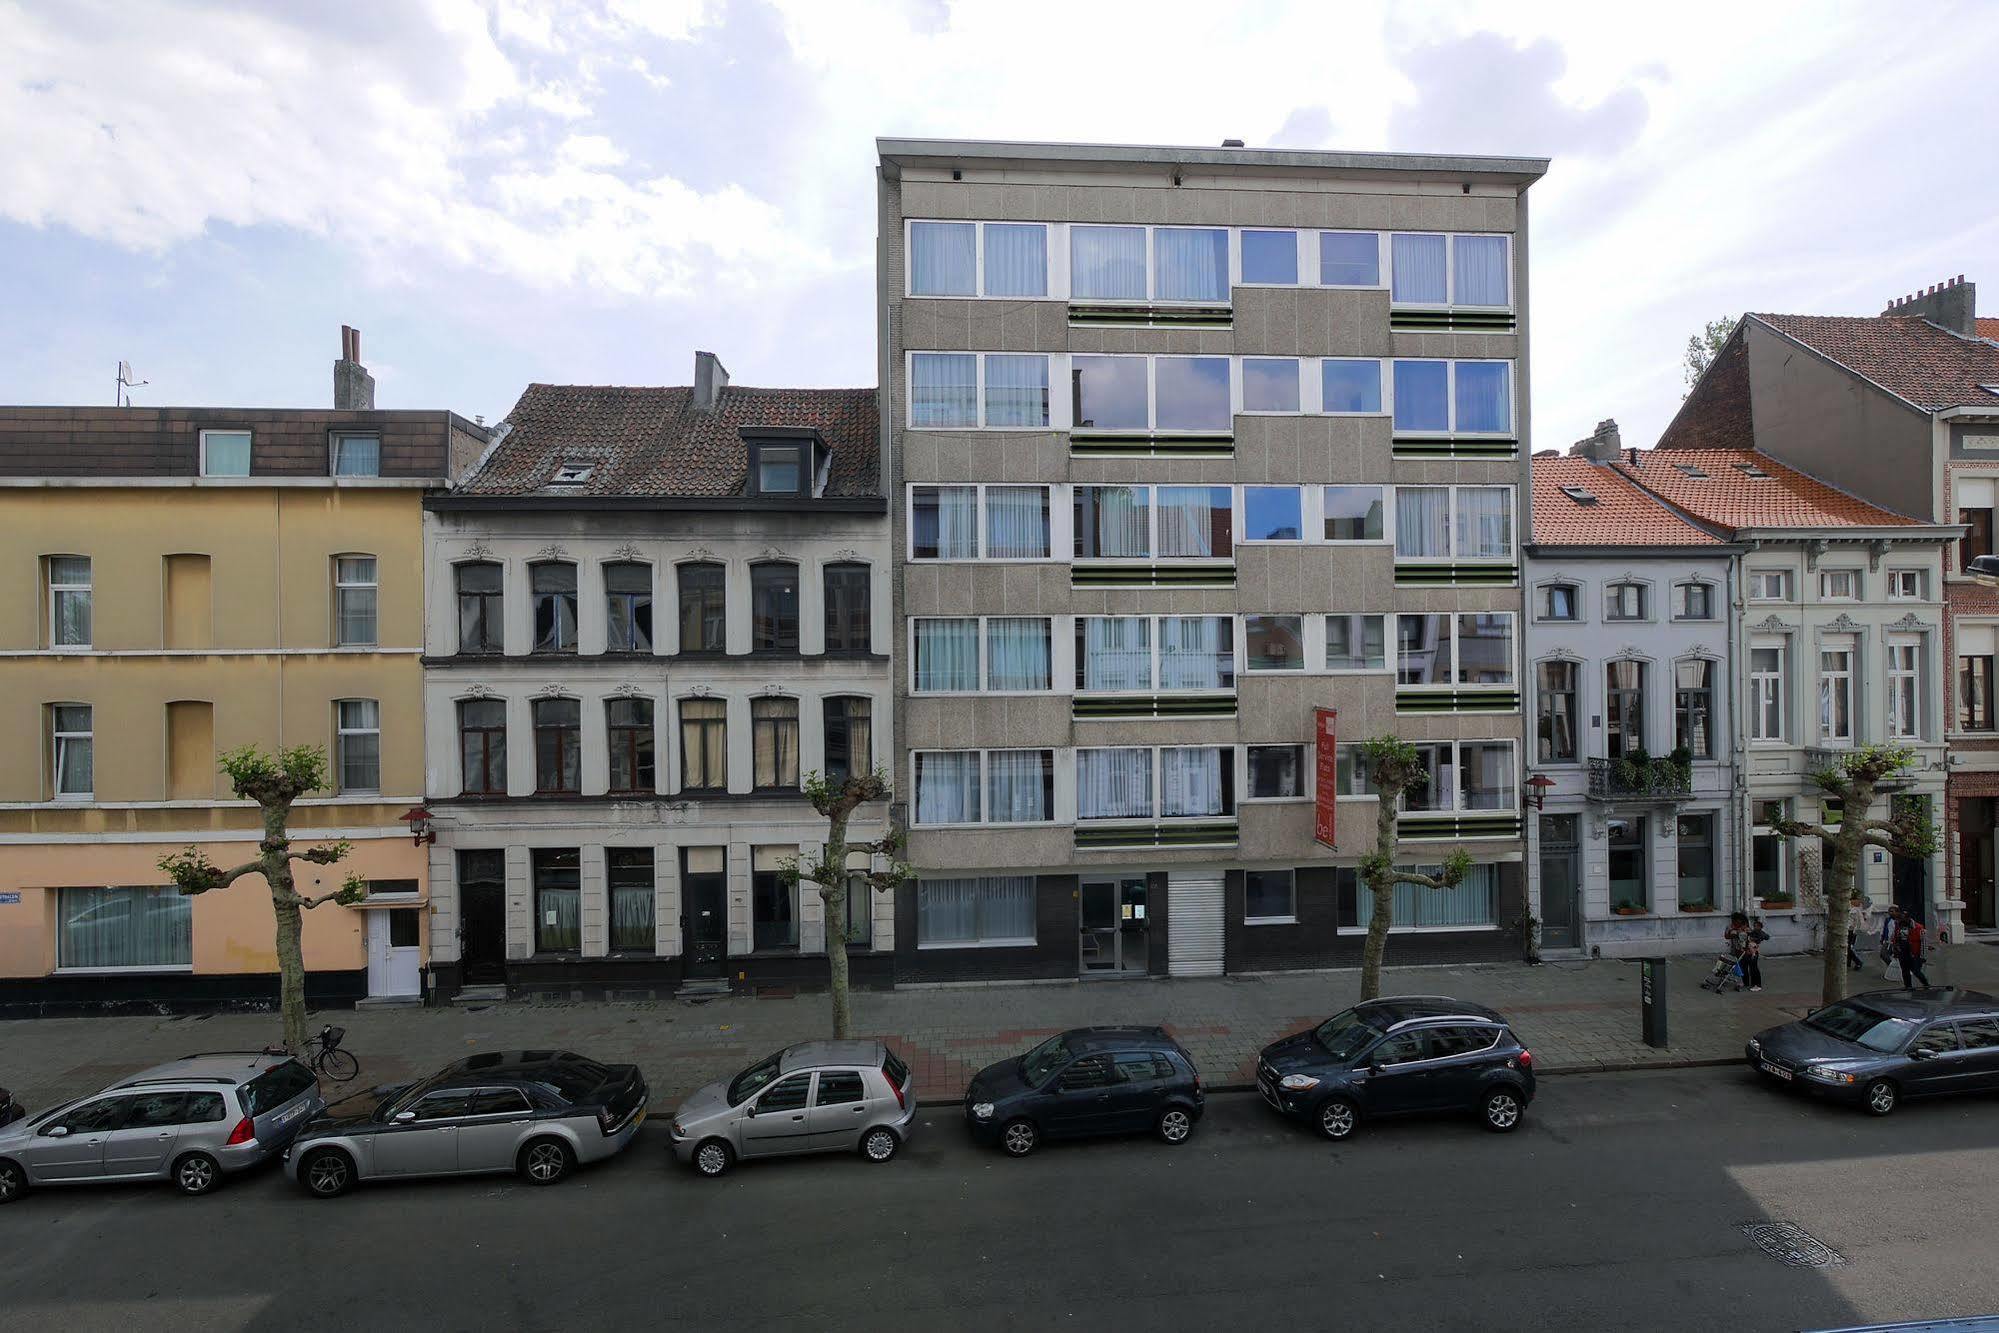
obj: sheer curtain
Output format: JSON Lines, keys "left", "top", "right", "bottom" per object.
{"left": 911, "top": 353, "right": 977, "bottom": 427}
{"left": 1354, "top": 866, "right": 1496, "bottom": 928}
{"left": 1155, "top": 228, "right": 1228, "bottom": 301}
{"left": 915, "top": 751, "right": 980, "bottom": 824}
{"left": 1080, "top": 617, "right": 1152, "bottom": 691}
{"left": 986, "top": 618, "right": 1051, "bottom": 690}
{"left": 983, "top": 354, "right": 1050, "bottom": 427}
{"left": 1070, "top": 226, "right": 1147, "bottom": 300}
{"left": 1159, "top": 616, "right": 1231, "bottom": 689}
{"left": 1395, "top": 488, "right": 1450, "bottom": 558}
{"left": 910, "top": 221, "right": 976, "bottom": 295}
{"left": 985, "top": 485, "right": 1050, "bottom": 558}
{"left": 1452, "top": 235, "right": 1509, "bottom": 306}
{"left": 1155, "top": 486, "right": 1222, "bottom": 557}
{"left": 58, "top": 886, "right": 191, "bottom": 968}
{"left": 915, "top": 618, "right": 980, "bottom": 691}
{"left": 1454, "top": 362, "right": 1512, "bottom": 434}
{"left": 1455, "top": 488, "right": 1512, "bottom": 558}
{"left": 1077, "top": 748, "right": 1153, "bottom": 819}
{"left": 917, "top": 876, "right": 1034, "bottom": 944}
{"left": 987, "top": 749, "right": 1052, "bottom": 822}
{"left": 983, "top": 224, "right": 1047, "bottom": 297}
{"left": 1161, "top": 747, "right": 1227, "bottom": 817}
{"left": 1076, "top": 485, "right": 1151, "bottom": 558}
{"left": 1390, "top": 233, "right": 1447, "bottom": 303}
{"left": 915, "top": 486, "right": 978, "bottom": 559}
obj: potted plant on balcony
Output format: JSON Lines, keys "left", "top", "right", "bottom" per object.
{"left": 1759, "top": 893, "right": 1797, "bottom": 910}
{"left": 1668, "top": 745, "right": 1694, "bottom": 786}
{"left": 1679, "top": 899, "right": 1716, "bottom": 913}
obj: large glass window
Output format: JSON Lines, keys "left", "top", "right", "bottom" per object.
{"left": 1243, "top": 487, "right": 1303, "bottom": 541}
{"left": 1820, "top": 640, "right": 1856, "bottom": 743}
{"left": 1455, "top": 487, "right": 1513, "bottom": 559}
{"left": 1155, "top": 227, "right": 1228, "bottom": 301}
{"left": 1071, "top": 356, "right": 1149, "bottom": 430}
{"left": 1154, "top": 357, "right": 1231, "bottom": 431}
{"left": 910, "top": 352, "right": 978, "bottom": 427}
{"left": 1392, "top": 360, "right": 1449, "bottom": 432}
{"left": 1677, "top": 814, "right": 1715, "bottom": 909}
{"left": 984, "top": 223, "right": 1048, "bottom": 297}
{"left": 607, "top": 698, "right": 655, "bottom": 794}
{"left": 916, "top": 876, "right": 1035, "bottom": 947}
{"left": 1157, "top": 486, "right": 1232, "bottom": 558}
{"left": 1240, "top": 230, "right": 1298, "bottom": 285}
{"left": 1605, "top": 661, "right": 1647, "bottom": 759}
{"left": 1159, "top": 616, "right": 1234, "bottom": 689}
{"left": 988, "top": 749, "right": 1055, "bottom": 823}
{"left": 334, "top": 556, "right": 377, "bottom": 647}
{"left": 984, "top": 354, "right": 1050, "bottom": 428}
{"left": 1326, "top": 614, "right": 1387, "bottom": 671}
{"left": 1394, "top": 361, "right": 1512, "bottom": 434}
{"left": 200, "top": 429, "right": 251, "bottom": 477}
{"left": 679, "top": 698, "right": 727, "bottom": 791}
{"left": 456, "top": 562, "right": 503, "bottom": 654}
{"left": 911, "top": 485, "right": 979, "bottom": 560}
{"left": 752, "top": 697, "right": 799, "bottom": 790}
{"left": 750, "top": 562, "right": 799, "bottom": 653}
{"left": 1242, "top": 357, "right": 1301, "bottom": 412}
{"left": 48, "top": 556, "right": 91, "bottom": 648}
{"left": 335, "top": 699, "right": 380, "bottom": 793}
{"left": 986, "top": 618, "right": 1052, "bottom": 691}
{"left": 676, "top": 562, "right": 726, "bottom": 653}
{"left": 1246, "top": 615, "right": 1305, "bottom": 672}
{"left": 458, "top": 699, "right": 506, "bottom": 795}
{"left": 1247, "top": 746, "right": 1304, "bottom": 799}
{"left": 1452, "top": 235, "right": 1510, "bottom": 306}
{"left": 985, "top": 486, "right": 1051, "bottom": 559}
{"left": 533, "top": 849, "right": 581, "bottom": 953}
{"left": 1070, "top": 225, "right": 1147, "bottom": 301}
{"left": 330, "top": 431, "right": 380, "bottom": 477}
{"left": 604, "top": 562, "right": 653, "bottom": 652}
{"left": 1454, "top": 362, "right": 1512, "bottom": 433}
{"left": 533, "top": 698, "right": 581, "bottom": 794}
{"left": 1394, "top": 487, "right": 1449, "bottom": 558}
{"left": 1319, "top": 232, "right": 1380, "bottom": 286}
{"left": 1352, "top": 864, "right": 1498, "bottom": 929}
{"left": 822, "top": 696, "right": 872, "bottom": 784}
{"left": 53, "top": 703, "right": 93, "bottom": 799}
{"left": 1321, "top": 359, "right": 1384, "bottom": 414}
{"left": 58, "top": 886, "right": 191, "bottom": 969}
{"left": 822, "top": 562, "right": 871, "bottom": 653}
{"left": 1675, "top": 660, "right": 1715, "bottom": 759}
{"left": 1537, "top": 661, "right": 1578, "bottom": 762}
{"left": 1077, "top": 617, "right": 1152, "bottom": 692}
{"left": 914, "top": 618, "right": 981, "bottom": 692}
{"left": 608, "top": 849, "right": 655, "bottom": 953}
{"left": 1323, "top": 486, "right": 1385, "bottom": 541}
{"left": 1396, "top": 614, "right": 1453, "bottom": 685}
{"left": 1608, "top": 817, "right": 1648, "bottom": 914}
{"left": 1458, "top": 742, "right": 1517, "bottom": 810}
{"left": 530, "top": 562, "right": 578, "bottom": 653}
{"left": 1888, "top": 636, "right": 1921, "bottom": 739}
{"left": 1456, "top": 613, "right": 1515, "bottom": 684}
{"left": 1390, "top": 233, "right": 1448, "bottom": 303}
{"left": 908, "top": 221, "right": 975, "bottom": 296}
{"left": 1077, "top": 747, "right": 1154, "bottom": 820}
{"left": 1161, "top": 746, "right": 1233, "bottom": 817}
{"left": 914, "top": 751, "right": 981, "bottom": 825}
{"left": 1245, "top": 869, "right": 1295, "bottom": 922}
{"left": 1074, "top": 485, "right": 1151, "bottom": 559}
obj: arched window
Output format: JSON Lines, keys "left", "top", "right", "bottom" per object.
{"left": 750, "top": 561, "right": 799, "bottom": 652}
{"left": 456, "top": 562, "right": 503, "bottom": 654}
{"left": 530, "top": 562, "right": 578, "bottom": 653}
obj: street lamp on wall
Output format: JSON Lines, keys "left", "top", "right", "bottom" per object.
{"left": 400, "top": 806, "right": 437, "bottom": 847}
{"left": 1525, "top": 774, "right": 1557, "bottom": 812}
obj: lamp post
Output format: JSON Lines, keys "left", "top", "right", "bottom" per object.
{"left": 399, "top": 806, "right": 437, "bottom": 847}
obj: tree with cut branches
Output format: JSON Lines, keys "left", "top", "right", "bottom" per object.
{"left": 1358, "top": 737, "right": 1473, "bottom": 1000}
{"left": 781, "top": 768, "right": 913, "bottom": 1039}
{"left": 157, "top": 745, "right": 367, "bottom": 1052}
{"left": 1772, "top": 744, "right": 1938, "bottom": 1006}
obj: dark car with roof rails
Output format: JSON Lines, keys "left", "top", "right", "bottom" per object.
{"left": 1257, "top": 995, "right": 1536, "bottom": 1140}
{"left": 284, "top": 1049, "right": 646, "bottom": 1197}
{"left": 965, "top": 1026, "right": 1203, "bottom": 1157}
{"left": 1747, "top": 988, "right": 1999, "bottom": 1116}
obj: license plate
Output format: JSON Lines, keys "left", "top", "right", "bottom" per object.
{"left": 631, "top": 1108, "right": 645, "bottom": 1129}
{"left": 1760, "top": 1061, "right": 1793, "bottom": 1081}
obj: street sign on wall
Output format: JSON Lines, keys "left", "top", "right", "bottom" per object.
{"left": 1314, "top": 707, "right": 1338, "bottom": 849}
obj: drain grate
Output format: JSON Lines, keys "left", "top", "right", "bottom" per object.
{"left": 1740, "top": 1221, "right": 1846, "bottom": 1268}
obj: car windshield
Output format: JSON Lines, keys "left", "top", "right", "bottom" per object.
{"left": 1804, "top": 1001, "right": 1918, "bottom": 1053}
{"left": 1019, "top": 1034, "right": 1075, "bottom": 1087}
{"left": 1313, "top": 1008, "right": 1385, "bottom": 1062}
{"left": 529, "top": 1058, "right": 612, "bottom": 1103}
{"left": 727, "top": 1052, "right": 785, "bottom": 1107}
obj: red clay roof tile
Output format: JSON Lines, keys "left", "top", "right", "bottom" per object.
{"left": 1614, "top": 448, "right": 1923, "bottom": 533}
{"left": 1530, "top": 456, "right": 1721, "bottom": 546}
{"left": 1753, "top": 314, "right": 1999, "bottom": 412}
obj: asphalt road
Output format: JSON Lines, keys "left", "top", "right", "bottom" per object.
{"left": 2, "top": 1067, "right": 1996, "bottom": 1332}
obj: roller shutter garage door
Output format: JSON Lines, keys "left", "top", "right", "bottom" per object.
{"left": 1167, "top": 873, "right": 1225, "bottom": 976}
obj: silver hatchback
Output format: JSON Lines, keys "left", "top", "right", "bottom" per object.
{"left": 669, "top": 1040, "right": 916, "bottom": 1177}
{"left": 0, "top": 1051, "right": 325, "bottom": 1203}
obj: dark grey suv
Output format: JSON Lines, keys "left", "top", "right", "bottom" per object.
{"left": 1257, "top": 996, "right": 1536, "bottom": 1140}
{"left": 1747, "top": 988, "right": 1999, "bottom": 1115}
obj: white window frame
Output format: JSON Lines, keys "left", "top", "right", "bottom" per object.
{"left": 1389, "top": 359, "right": 1515, "bottom": 437}
{"left": 1887, "top": 634, "right": 1922, "bottom": 740}
{"left": 909, "top": 749, "right": 1058, "bottom": 828}
{"left": 1076, "top": 744, "right": 1235, "bottom": 823}
{"left": 908, "top": 616, "right": 1053, "bottom": 696}
{"left": 1750, "top": 800, "right": 1792, "bottom": 904}
{"left": 335, "top": 697, "right": 381, "bottom": 794}
{"left": 1241, "top": 745, "right": 1310, "bottom": 804}
{"left": 1316, "top": 358, "right": 1390, "bottom": 417}
{"left": 1334, "top": 743, "right": 1380, "bottom": 800}
{"left": 1393, "top": 485, "right": 1516, "bottom": 563}
{"left": 905, "top": 351, "right": 1056, "bottom": 431}
{"left": 48, "top": 555, "right": 91, "bottom": 650}
{"left": 1748, "top": 569, "right": 1792, "bottom": 601}
{"left": 1387, "top": 232, "right": 1514, "bottom": 311}
{"left": 1320, "top": 485, "right": 1392, "bottom": 545}
{"left": 1315, "top": 230, "right": 1387, "bottom": 290}
{"left": 1750, "top": 638, "right": 1788, "bottom": 743}
{"left": 329, "top": 431, "right": 382, "bottom": 478}
{"left": 1324, "top": 613, "right": 1391, "bottom": 674}
{"left": 1071, "top": 352, "right": 1233, "bottom": 435}
{"left": 1887, "top": 569, "right": 1926, "bottom": 599}
{"left": 1818, "top": 569, "right": 1861, "bottom": 601}
{"left": 1237, "top": 356, "right": 1306, "bottom": 415}
{"left": 1672, "top": 580, "right": 1718, "bottom": 621}
{"left": 1394, "top": 738, "right": 1520, "bottom": 814}
{"left": 333, "top": 554, "right": 379, "bottom": 648}
{"left": 1240, "top": 486, "right": 1307, "bottom": 545}
{"left": 198, "top": 429, "right": 252, "bottom": 478}
{"left": 1234, "top": 229, "right": 1309, "bottom": 289}
{"left": 1075, "top": 614, "right": 1237, "bottom": 694}
{"left": 903, "top": 220, "right": 1055, "bottom": 300}
{"left": 1071, "top": 483, "right": 1237, "bottom": 563}
{"left": 905, "top": 483, "right": 1058, "bottom": 563}
{"left": 1394, "top": 611, "right": 1516, "bottom": 689}
{"left": 52, "top": 702, "right": 92, "bottom": 801}
{"left": 1819, "top": 637, "right": 1857, "bottom": 745}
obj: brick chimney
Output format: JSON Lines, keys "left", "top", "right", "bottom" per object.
{"left": 334, "top": 325, "right": 375, "bottom": 410}
{"left": 1567, "top": 418, "right": 1622, "bottom": 463}
{"left": 1882, "top": 276, "right": 1976, "bottom": 337}
{"left": 693, "top": 350, "right": 730, "bottom": 413}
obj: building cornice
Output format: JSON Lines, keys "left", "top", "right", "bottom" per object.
{"left": 426, "top": 494, "right": 887, "bottom": 515}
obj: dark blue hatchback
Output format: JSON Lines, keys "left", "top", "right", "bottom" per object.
{"left": 964, "top": 1026, "right": 1203, "bottom": 1157}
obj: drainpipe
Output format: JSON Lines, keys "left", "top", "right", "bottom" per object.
{"left": 1729, "top": 553, "right": 1748, "bottom": 916}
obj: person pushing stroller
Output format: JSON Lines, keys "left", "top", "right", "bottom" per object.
{"left": 1700, "top": 912, "right": 1750, "bottom": 993}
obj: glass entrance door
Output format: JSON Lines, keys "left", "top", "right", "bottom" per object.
{"left": 1538, "top": 815, "right": 1580, "bottom": 950}
{"left": 1081, "top": 876, "right": 1149, "bottom": 976}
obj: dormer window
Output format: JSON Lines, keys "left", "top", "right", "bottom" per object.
{"left": 743, "top": 429, "right": 826, "bottom": 498}
{"left": 550, "top": 460, "right": 596, "bottom": 486}
{"left": 1559, "top": 485, "right": 1597, "bottom": 505}
{"left": 754, "top": 444, "right": 804, "bottom": 495}
{"left": 1734, "top": 462, "right": 1770, "bottom": 479}
{"left": 1672, "top": 463, "right": 1709, "bottom": 479}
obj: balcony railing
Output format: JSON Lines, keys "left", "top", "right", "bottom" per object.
{"left": 1586, "top": 756, "right": 1692, "bottom": 803}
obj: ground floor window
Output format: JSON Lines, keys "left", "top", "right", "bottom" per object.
{"left": 1350, "top": 864, "right": 1498, "bottom": 929}
{"left": 1244, "top": 869, "right": 1296, "bottom": 923}
{"left": 1751, "top": 800, "right": 1790, "bottom": 903}
{"left": 1608, "top": 816, "right": 1648, "bottom": 913}
{"left": 58, "top": 885, "right": 192, "bottom": 969}
{"left": 916, "top": 875, "right": 1036, "bottom": 947}
{"left": 845, "top": 865, "right": 873, "bottom": 949}
{"left": 608, "top": 848, "right": 655, "bottom": 953}
{"left": 1677, "top": 813, "right": 1715, "bottom": 910}
{"left": 752, "top": 845, "right": 798, "bottom": 951}
{"left": 533, "top": 848, "right": 581, "bottom": 953}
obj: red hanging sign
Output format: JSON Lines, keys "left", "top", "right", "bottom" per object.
{"left": 1314, "top": 707, "right": 1339, "bottom": 849}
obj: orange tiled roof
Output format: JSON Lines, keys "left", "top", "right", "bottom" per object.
{"left": 1614, "top": 448, "right": 1924, "bottom": 534}
{"left": 1754, "top": 314, "right": 1999, "bottom": 411}
{"left": 1530, "top": 456, "right": 1721, "bottom": 546}
{"left": 1979, "top": 317, "right": 1999, "bottom": 345}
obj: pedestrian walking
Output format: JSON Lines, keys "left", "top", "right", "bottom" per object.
{"left": 1896, "top": 907, "right": 1932, "bottom": 989}
{"left": 1743, "top": 915, "right": 1768, "bottom": 992}
{"left": 1845, "top": 909, "right": 1866, "bottom": 971}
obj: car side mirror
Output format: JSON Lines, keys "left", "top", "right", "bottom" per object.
{"left": 394, "top": 1109, "right": 417, "bottom": 1122}
{"left": 1910, "top": 1048, "right": 1934, "bottom": 1061}
{"left": 43, "top": 1125, "right": 68, "bottom": 1139}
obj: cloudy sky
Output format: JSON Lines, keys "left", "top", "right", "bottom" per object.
{"left": 2, "top": 0, "right": 1994, "bottom": 450}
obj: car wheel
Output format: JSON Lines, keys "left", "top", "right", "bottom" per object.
{"left": 172, "top": 1151, "right": 220, "bottom": 1196}
{"left": 693, "top": 1138, "right": 734, "bottom": 1178}
{"left": 519, "top": 1137, "right": 573, "bottom": 1186}
{"left": 301, "top": 1147, "right": 355, "bottom": 1199}
{"left": 860, "top": 1127, "right": 900, "bottom": 1163}
{"left": 1481, "top": 1087, "right": 1524, "bottom": 1133}
{"left": 0, "top": 1159, "right": 25, "bottom": 1204}
{"left": 1000, "top": 1118, "right": 1038, "bottom": 1158}
{"left": 1316, "top": 1096, "right": 1359, "bottom": 1141}
{"left": 1864, "top": 1079, "right": 1899, "bottom": 1117}
{"left": 1156, "top": 1106, "right": 1195, "bottom": 1145}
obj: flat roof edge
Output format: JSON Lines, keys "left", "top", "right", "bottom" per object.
{"left": 876, "top": 137, "right": 1549, "bottom": 182}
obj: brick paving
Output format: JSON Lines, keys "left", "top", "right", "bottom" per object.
{"left": 5, "top": 945, "right": 1996, "bottom": 1113}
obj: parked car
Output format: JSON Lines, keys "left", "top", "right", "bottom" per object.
{"left": 1746, "top": 988, "right": 1999, "bottom": 1116}
{"left": 964, "top": 1026, "right": 1203, "bottom": 1157}
{"left": 669, "top": 1040, "right": 915, "bottom": 1177}
{"left": 0, "top": 1050, "right": 324, "bottom": 1203}
{"left": 1256, "top": 996, "right": 1535, "bottom": 1140}
{"left": 285, "top": 1049, "right": 646, "bottom": 1197}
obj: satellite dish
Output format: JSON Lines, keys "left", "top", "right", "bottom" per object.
{"left": 115, "top": 360, "right": 149, "bottom": 406}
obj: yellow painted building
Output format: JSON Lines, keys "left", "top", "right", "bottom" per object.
{"left": 0, "top": 396, "right": 486, "bottom": 1013}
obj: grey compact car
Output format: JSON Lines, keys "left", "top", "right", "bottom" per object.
{"left": 669, "top": 1040, "right": 916, "bottom": 1177}
{"left": 0, "top": 1050, "right": 325, "bottom": 1203}
{"left": 285, "top": 1049, "right": 647, "bottom": 1197}
{"left": 1748, "top": 988, "right": 1999, "bottom": 1115}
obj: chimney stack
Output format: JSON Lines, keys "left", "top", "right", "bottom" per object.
{"left": 1881, "top": 275, "right": 1976, "bottom": 337}
{"left": 334, "top": 325, "right": 375, "bottom": 410}
{"left": 693, "top": 350, "right": 730, "bottom": 413}
{"left": 1567, "top": 418, "right": 1623, "bottom": 463}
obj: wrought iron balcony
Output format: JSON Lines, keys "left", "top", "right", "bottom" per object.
{"left": 1586, "top": 756, "right": 1692, "bottom": 804}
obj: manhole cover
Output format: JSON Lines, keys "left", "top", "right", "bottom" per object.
{"left": 1740, "top": 1221, "right": 1846, "bottom": 1268}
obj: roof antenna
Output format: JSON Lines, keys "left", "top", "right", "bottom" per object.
{"left": 116, "top": 360, "right": 148, "bottom": 407}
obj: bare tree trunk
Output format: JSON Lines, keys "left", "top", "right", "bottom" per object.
{"left": 823, "top": 806, "right": 852, "bottom": 1040}
{"left": 1360, "top": 799, "right": 1399, "bottom": 1000}
{"left": 273, "top": 881, "right": 308, "bottom": 1053}
{"left": 1819, "top": 779, "right": 1871, "bottom": 1008}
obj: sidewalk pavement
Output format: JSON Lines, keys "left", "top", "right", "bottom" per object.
{"left": 6, "top": 945, "right": 1995, "bottom": 1114}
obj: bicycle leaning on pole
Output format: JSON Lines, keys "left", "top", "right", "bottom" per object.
{"left": 301, "top": 1024, "right": 358, "bottom": 1083}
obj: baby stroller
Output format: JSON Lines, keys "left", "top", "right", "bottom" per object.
{"left": 1700, "top": 950, "right": 1746, "bottom": 993}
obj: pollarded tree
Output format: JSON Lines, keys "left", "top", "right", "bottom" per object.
{"left": 158, "top": 745, "right": 368, "bottom": 1053}
{"left": 780, "top": 768, "right": 914, "bottom": 1039}
{"left": 1772, "top": 744, "right": 1938, "bottom": 1006}
{"left": 1358, "top": 737, "right": 1473, "bottom": 1000}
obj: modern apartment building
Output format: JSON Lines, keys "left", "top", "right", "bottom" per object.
{"left": 0, "top": 332, "right": 486, "bottom": 1013}
{"left": 1523, "top": 432, "right": 1742, "bottom": 958}
{"left": 1660, "top": 280, "right": 1998, "bottom": 936}
{"left": 877, "top": 138, "right": 1546, "bottom": 982}
{"left": 419, "top": 356, "right": 891, "bottom": 1000}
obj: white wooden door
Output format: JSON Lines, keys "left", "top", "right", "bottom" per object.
{"left": 366, "top": 910, "right": 422, "bottom": 997}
